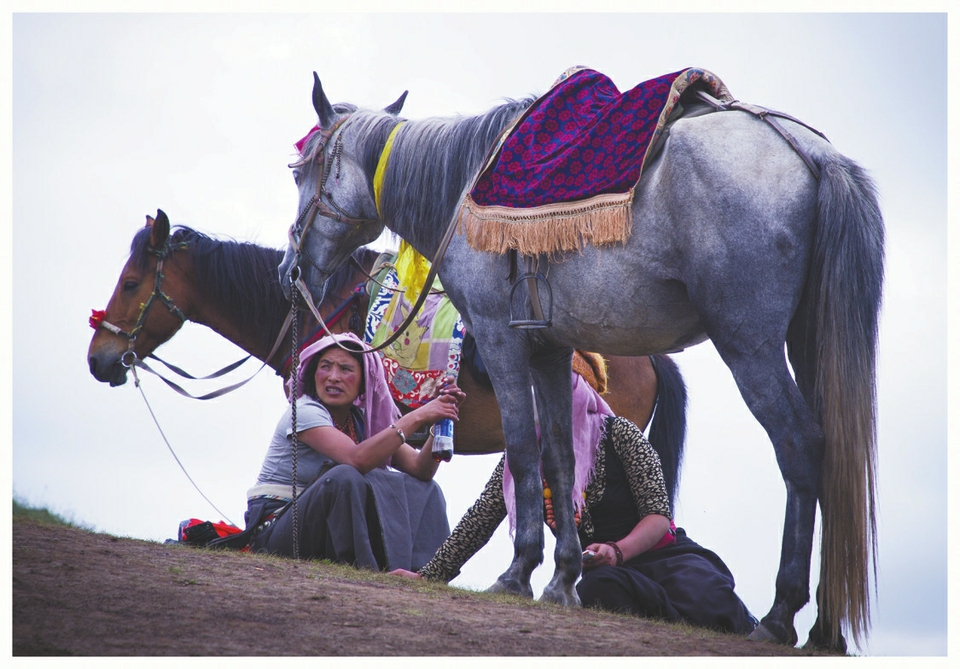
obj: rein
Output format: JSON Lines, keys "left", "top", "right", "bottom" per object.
{"left": 126, "top": 310, "right": 291, "bottom": 402}
{"left": 288, "top": 116, "right": 459, "bottom": 356}
{"left": 124, "top": 352, "right": 237, "bottom": 526}
{"left": 276, "top": 282, "right": 367, "bottom": 378}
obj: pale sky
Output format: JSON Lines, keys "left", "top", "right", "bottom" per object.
{"left": 7, "top": 5, "right": 952, "bottom": 657}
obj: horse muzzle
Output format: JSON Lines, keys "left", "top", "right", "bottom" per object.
{"left": 88, "top": 351, "right": 130, "bottom": 387}
{"left": 280, "top": 251, "right": 332, "bottom": 311}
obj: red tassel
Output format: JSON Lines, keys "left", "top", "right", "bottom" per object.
{"left": 89, "top": 309, "right": 106, "bottom": 330}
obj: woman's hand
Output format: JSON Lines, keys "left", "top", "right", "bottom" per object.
{"left": 437, "top": 375, "right": 466, "bottom": 407}
{"left": 391, "top": 376, "right": 466, "bottom": 480}
{"left": 406, "top": 377, "right": 464, "bottom": 431}
{"left": 581, "top": 515, "right": 672, "bottom": 572}
{"left": 581, "top": 542, "right": 619, "bottom": 571}
{"left": 388, "top": 568, "right": 422, "bottom": 579}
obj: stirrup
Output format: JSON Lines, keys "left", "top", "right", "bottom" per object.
{"left": 508, "top": 270, "right": 552, "bottom": 329}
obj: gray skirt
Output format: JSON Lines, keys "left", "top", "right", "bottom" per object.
{"left": 249, "top": 464, "right": 449, "bottom": 572}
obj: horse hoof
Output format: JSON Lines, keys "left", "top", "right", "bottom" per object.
{"left": 802, "top": 626, "right": 848, "bottom": 654}
{"left": 486, "top": 578, "right": 533, "bottom": 599}
{"left": 748, "top": 622, "right": 797, "bottom": 646}
{"left": 538, "top": 585, "right": 581, "bottom": 607}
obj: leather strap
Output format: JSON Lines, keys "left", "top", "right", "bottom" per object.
{"left": 693, "top": 89, "right": 826, "bottom": 180}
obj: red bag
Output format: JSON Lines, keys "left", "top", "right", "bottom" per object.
{"left": 178, "top": 518, "right": 243, "bottom": 545}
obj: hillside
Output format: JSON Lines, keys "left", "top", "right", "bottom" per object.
{"left": 12, "top": 514, "right": 830, "bottom": 657}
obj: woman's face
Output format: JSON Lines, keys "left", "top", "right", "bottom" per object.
{"left": 313, "top": 347, "right": 363, "bottom": 410}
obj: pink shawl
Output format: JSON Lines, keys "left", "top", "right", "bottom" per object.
{"left": 502, "top": 373, "right": 615, "bottom": 536}
{"left": 289, "top": 333, "right": 402, "bottom": 463}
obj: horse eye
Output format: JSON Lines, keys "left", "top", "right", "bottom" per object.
{"left": 123, "top": 280, "right": 139, "bottom": 292}
{"left": 292, "top": 169, "right": 301, "bottom": 186}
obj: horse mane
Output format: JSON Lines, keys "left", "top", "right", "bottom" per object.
{"left": 130, "top": 225, "right": 378, "bottom": 352}
{"left": 340, "top": 98, "right": 536, "bottom": 239}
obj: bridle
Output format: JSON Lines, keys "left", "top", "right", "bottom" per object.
{"left": 92, "top": 236, "right": 293, "bottom": 399}
{"left": 93, "top": 238, "right": 189, "bottom": 366}
{"left": 287, "top": 115, "right": 379, "bottom": 279}
{"left": 286, "top": 115, "right": 461, "bottom": 356}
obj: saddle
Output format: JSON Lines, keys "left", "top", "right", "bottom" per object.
{"left": 458, "top": 66, "right": 733, "bottom": 258}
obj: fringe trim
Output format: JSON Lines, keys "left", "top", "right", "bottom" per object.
{"left": 459, "top": 191, "right": 633, "bottom": 256}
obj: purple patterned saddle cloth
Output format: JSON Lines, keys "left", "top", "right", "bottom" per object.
{"left": 459, "top": 67, "right": 731, "bottom": 255}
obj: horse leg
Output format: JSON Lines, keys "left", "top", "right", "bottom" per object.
{"left": 713, "top": 343, "right": 824, "bottom": 647}
{"left": 477, "top": 335, "right": 543, "bottom": 599}
{"left": 803, "top": 587, "right": 848, "bottom": 653}
{"left": 530, "top": 346, "right": 581, "bottom": 606}
{"left": 787, "top": 318, "right": 850, "bottom": 653}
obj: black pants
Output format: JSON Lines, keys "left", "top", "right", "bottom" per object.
{"left": 248, "top": 464, "right": 449, "bottom": 572}
{"left": 250, "top": 465, "right": 386, "bottom": 569}
{"left": 577, "top": 530, "right": 757, "bottom": 635}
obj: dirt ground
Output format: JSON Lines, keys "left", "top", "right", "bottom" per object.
{"left": 11, "top": 516, "right": 833, "bottom": 657}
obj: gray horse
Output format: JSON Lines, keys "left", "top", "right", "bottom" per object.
{"left": 278, "top": 72, "right": 883, "bottom": 652}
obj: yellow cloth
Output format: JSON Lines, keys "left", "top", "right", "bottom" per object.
{"left": 373, "top": 122, "right": 405, "bottom": 216}
{"left": 394, "top": 241, "right": 432, "bottom": 303}
{"left": 373, "top": 121, "right": 430, "bottom": 301}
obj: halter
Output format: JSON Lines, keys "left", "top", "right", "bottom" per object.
{"left": 287, "top": 116, "right": 462, "bottom": 356}
{"left": 95, "top": 239, "right": 188, "bottom": 349}
{"left": 93, "top": 235, "right": 294, "bottom": 400}
{"left": 287, "top": 115, "right": 379, "bottom": 265}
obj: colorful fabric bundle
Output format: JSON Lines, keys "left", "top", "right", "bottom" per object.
{"left": 364, "top": 261, "right": 464, "bottom": 409}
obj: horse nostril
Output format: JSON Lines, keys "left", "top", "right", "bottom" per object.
{"left": 88, "top": 357, "right": 97, "bottom": 376}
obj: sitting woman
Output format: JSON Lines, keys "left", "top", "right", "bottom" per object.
{"left": 392, "top": 374, "right": 757, "bottom": 635}
{"left": 241, "top": 332, "right": 463, "bottom": 572}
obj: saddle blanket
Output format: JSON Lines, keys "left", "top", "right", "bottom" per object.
{"left": 364, "top": 261, "right": 464, "bottom": 409}
{"left": 459, "top": 66, "right": 731, "bottom": 256}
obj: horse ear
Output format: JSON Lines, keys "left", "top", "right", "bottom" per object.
{"left": 145, "top": 214, "right": 155, "bottom": 228}
{"left": 384, "top": 91, "right": 408, "bottom": 116}
{"left": 149, "top": 209, "right": 170, "bottom": 248}
{"left": 312, "top": 72, "right": 336, "bottom": 128}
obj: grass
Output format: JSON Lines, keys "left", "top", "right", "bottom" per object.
{"left": 12, "top": 498, "right": 93, "bottom": 530}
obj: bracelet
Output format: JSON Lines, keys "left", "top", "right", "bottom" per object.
{"left": 389, "top": 423, "right": 406, "bottom": 444}
{"left": 605, "top": 541, "right": 623, "bottom": 567}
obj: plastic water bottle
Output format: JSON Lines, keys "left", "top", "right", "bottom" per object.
{"left": 432, "top": 419, "right": 454, "bottom": 462}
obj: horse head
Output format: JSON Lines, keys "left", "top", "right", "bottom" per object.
{"left": 279, "top": 73, "right": 407, "bottom": 303}
{"left": 87, "top": 209, "right": 191, "bottom": 386}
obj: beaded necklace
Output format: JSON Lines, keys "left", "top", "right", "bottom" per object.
{"left": 542, "top": 477, "right": 586, "bottom": 530}
{"left": 334, "top": 414, "right": 358, "bottom": 444}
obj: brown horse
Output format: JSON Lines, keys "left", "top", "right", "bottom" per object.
{"left": 87, "top": 210, "right": 686, "bottom": 499}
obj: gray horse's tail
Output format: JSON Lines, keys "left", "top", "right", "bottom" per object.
{"left": 647, "top": 354, "right": 687, "bottom": 513}
{"left": 799, "top": 154, "right": 884, "bottom": 648}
